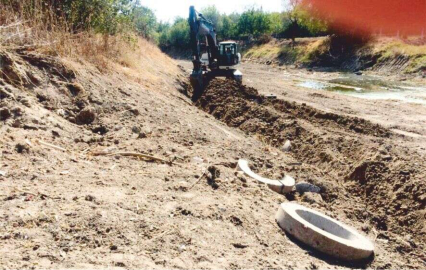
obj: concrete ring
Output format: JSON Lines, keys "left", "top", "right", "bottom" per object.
{"left": 237, "top": 159, "right": 295, "bottom": 194}
{"left": 276, "top": 202, "right": 374, "bottom": 261}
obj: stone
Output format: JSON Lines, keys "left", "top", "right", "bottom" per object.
{"left": 235, "top": 171, "right": 247, "bottom": 182}
{"left": 52, "top": 130, "right": 60, "bottom": 137}
{"left": 15, "top": 143, "right": 29, "bottom": 153}
{"left": 132, "top": 126, "right": 141, "bottom": 134}
{"left": 85, "top": 195, "right": 96, "bottom": 202}
{"left": 138, "top": 132, "right": 147, "bottom": 139}
{"left": 76, "top": 107, "right": 96, "bottom": 125}
{"left": 67, "top": 82, "right": 85, "bottom": 96}
{"left": 295, "top": 182, "right": 321, "bottom": 194}
{"left": 178, "top": 244, "right": 186, "bottom": 252}
{"left": 282, "top": 140, "right": 292, "bottom": 152}
{"left": 0, "top": 108, "right": 11, "bottom": 121}
{"left": 399, "top": 170, "right": 410, "bottom": 176}
{"left": 129, "top": 107, "right": 139, "bottom": 116}
{"left": 381, "top": 155, "right": 392, "bottom": 161}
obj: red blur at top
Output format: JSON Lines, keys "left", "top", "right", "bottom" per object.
{"left": 307, "top": 0, "right": 426, "bottom": 35}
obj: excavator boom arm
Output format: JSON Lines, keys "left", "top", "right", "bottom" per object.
{"left": 188, "top": 6, "right": 219, "bottom": 71}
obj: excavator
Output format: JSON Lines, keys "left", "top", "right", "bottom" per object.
{"left": 188, "top": 6, "right": 242, "bottom": 99}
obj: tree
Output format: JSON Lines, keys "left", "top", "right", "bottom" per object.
{"left": 1, "top": 0, "right": 163, "bottom": 40}
{"left": 269, "top": 12, "right": 285, "bottom": 37}
{"left": 218, "top": 12, "right": 240, "bottom": 40}
{"left": 286, "top": 0, "right": 303, "bottom": 43}
{"left": 237, "top": 8, "right": 271, "bottom": 38}
{"left": 281, "top": 0, "right": 328, "bottom": 43}
{"left": 218, "top": 15, "right": 236, "bottom": 40}
{"left": 131, "top": 5, "right": 157, "bottom": 38}
{"left": 166, "top": 17, "right": 190, "bottom": 49}
{"left": 200, "top": 5, "right": 222, "bottom": 32}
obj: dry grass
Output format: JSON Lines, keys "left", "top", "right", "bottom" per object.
{"left": 108, "top": 37, "right": 180, "bottom": 85}
{"left": 0, "top": 1, "right": 69, "bottom": 48}
{"left": 0, "top": 1, "right": 179, "bottom": 80}
{"left": 244, "top": 43, "right": 282, "bottom": 59}
{"left": 375, "top": 38, "right": 426, "bottom": 56}
{"left": 244, "top": 37, "right": 328, "bottom": 63}
{"left": 0, "top": 9, "right": 125, "bottom": 72}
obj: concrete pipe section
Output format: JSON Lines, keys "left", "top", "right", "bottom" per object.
{"left": 276, "top": 203, "right": 374, "bottom": 261}
{"left": 237, "top": 159, "right": 295, "bottom": 194}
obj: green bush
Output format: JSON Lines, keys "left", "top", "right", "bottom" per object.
{"left": 131, "top": 5, "right": 158, "bottom": 38}
{"left": 237, "top": 8, "right": 272, "bottom": 37}
{"left": 154, "top": 3, "right": 331, "bottom": 52}
{"left": 159, "top": 18, "right": 190, "bottom": 50}
{"left": 0, "top": 0, "right": 159, "bottom": 39}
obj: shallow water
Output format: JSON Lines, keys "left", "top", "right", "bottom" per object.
{"left": 298, "top": 74, "right": 426, "bottom": 105}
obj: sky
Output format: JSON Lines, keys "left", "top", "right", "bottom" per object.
{"left": 141, "top": 0, "right": 284, "bottom": 22}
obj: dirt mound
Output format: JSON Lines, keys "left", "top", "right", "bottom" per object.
{"left": 195, "top": 78, "right": 425, "bottom": 259}
{"left": 1, "top": 41, "right": 425, "bottom": 268}
{"left": 196, "top": 79, "right": 390, "bottom": 173}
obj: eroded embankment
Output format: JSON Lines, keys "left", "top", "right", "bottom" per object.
{"left": 244, "top": 37, "right": 426, "bottom": 75}
{"left": 193, "top": 78, "right": 425, "bottom": 257}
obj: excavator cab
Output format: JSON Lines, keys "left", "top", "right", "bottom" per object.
{"left": 218, "top": 42, "right": 241, "bottom": 66}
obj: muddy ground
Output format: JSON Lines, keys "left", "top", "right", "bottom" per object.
{"left": 1, "top": 50, "right": 425, "bottom": 269}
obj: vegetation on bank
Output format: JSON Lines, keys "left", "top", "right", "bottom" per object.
{"left": 374, "top": 40, "right": 426, "bottom": 74}
{"left": 244, "top": 37, "right": 426, "bottom": 74}
{"left": 0, "top": 0, "right": 163, "bottom": 72}
{"left": 0, "top": 0, "right": 328, "bottom": 48}
{"left": 158, "top": 4, "right": 328, "bottom": 50}
{"left": 0, "top": 0, "right": 158, "bottom": 37}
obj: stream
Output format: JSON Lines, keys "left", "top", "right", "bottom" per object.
{"left": 297, "top": 73, "right": 426, "bottom": 105}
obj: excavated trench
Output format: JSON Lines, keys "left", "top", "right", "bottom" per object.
{"left": 187, "top": 78, "right": 425, "bottom": 261}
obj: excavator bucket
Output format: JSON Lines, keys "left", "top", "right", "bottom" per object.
{"left": 190, "top": 71, "right": 204, "bottom": 101}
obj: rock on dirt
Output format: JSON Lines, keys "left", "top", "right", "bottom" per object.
{"left": 132, "top": 126, "right": 141, "bottom": 133}
{"left": 76, "top": 107, "right": 96, "bottom": 125}
{"left": 85, "top": 195, "right": 96, "bottom": 202}
{"left": 67, "top": 82, "right": 85, "bottom": 96}
{"left": 15, "top": 143, "right": 29, "bottom": 154}
{"left": 126, "top": 106, "right": 140, "bottom": 116}
{"left": 207, "top": 165, "right": 220, "bottom": 189}
{"left": 295, "top": 182, "right": 321, "bottom": 194}
{"left": 0, "top": 108, "right": 11, "bottom": 121}
{"left": 282, "top": 140, "right": 292, "bottom": 152}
